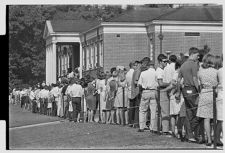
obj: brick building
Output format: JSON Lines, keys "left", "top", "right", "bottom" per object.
{"left": 43, "top": 5, "right": 222, "bottom": 85}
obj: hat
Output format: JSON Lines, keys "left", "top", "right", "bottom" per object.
{"left": 116, "top": 66, "right": 124, "bottom": 71}
{"left": 184, "top": 52, "right": 189, "bottom": 57}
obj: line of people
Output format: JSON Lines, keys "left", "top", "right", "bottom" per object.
{"left": 9, "top": 47, "right": 223, "bottom": 147}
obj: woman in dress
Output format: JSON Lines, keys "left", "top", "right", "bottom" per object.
{"left": 196, "top": 54, "right": 218, "bottom": 146}
{"left": 163, "top": 60, "right": 183, "bottom": 137}
{"left": 105, "top": 68, "right": 119, "bottom": 124}
{"left": 97, "top": 72, "right": 107, "bottom": 123}
{"left": 85, "top": 76, "right": 97, "bottom": 122}
{"left": 114, "top": 70, "right": 128, "bottom": 125}
{"left": 213, "top": 55, "right": 223, "bottom": 146}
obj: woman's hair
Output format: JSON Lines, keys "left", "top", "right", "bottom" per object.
{"left": 175, "top": 59, "right": 182, "bottom": 70}
{"left": 118, "top": 70, "right": 126, "bottom": 82}
{"left": 201, "top": 53, "right": 214, "bottom": 69}
{"left": 213, "top": 55, "right": 223, "bottom": 69}
{"left": 110, "top": 67, "right": 117, "bottom": 74}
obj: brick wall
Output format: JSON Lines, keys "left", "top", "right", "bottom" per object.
{"left": 154, "top": 32, "right": 223, "bottom": 63}
{"left": 103, "top": 33, "right": 149, "bottom": 71}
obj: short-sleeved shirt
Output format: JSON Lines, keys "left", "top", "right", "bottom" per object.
{"left": 126, "top": 69, "right": 134, "bottom": 99}
{"left": 138, "top": 68, "right": 157, "bottom": 90}
{"left": 164, "top": 62, "right": 176, "bottom": 83}
{"left": 131, "top": 68, "right": 141, "bottom": 99}
{"left": 156, "top": 67, "right": 165, "bottom": 81}
{"left": 178, "top": 59, "right": 199, "bottom": 86}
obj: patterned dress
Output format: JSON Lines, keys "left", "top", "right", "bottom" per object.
{"left": 197, "top": 67, "right": 218, "bottom": 119}
{"left": 105, "top": 78, "right": 118, "bottom": 110}
{"left": 85, "top": 82, "right": 97, "bottom": 110}
{"left": 114, "top": 80, "right": 128, "bottom": 108}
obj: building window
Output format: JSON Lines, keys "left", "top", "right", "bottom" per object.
{"left": 82, "top": 49, "right": 85, "bottom": 70}
{"left": 185, "top": 32, "right": 200, "bottom": 37}
{"left": 82, "top": 38, "right": 104, "bottom": 71}
{"left": 99, "top": 41, "right": 103, "bottom": 67}
{"left": 91, "top": 45, "right": 94, "bottom": 69}
{"left": 95, "top": 44, "right": 98, "bottom": 67}
{"left": 86, "top": 46, "right": 90, "bottom": 70}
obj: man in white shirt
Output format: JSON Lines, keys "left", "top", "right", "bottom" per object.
{"left": 156, "top": 54, "right": 171, "bottom": 135}
{"left": 137, "top": 59, "right": 158, "bottom": 132}
{"left": 68, "top": 78, "right": 84, "bottom": 122}
{"left": 34, "top": 86, "right": 41, "bottom": 113}
{"left": 163, "top": 55, "right": 177, "bottom": 84}
{"left": 40, "top": 85, "right": 49, "bottom": 115}
{"left": 29, "top": 87, "right": 36, "bottom": 113}
{"left": 125, "top": 62, "right": 135, "bottom": 127}
{"left": 50, "top": 84, "right": 60, "bottom": 116}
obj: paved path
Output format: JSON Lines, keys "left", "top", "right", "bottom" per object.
{"left": 9, "top": 104, "right": 221, "bottom": 150}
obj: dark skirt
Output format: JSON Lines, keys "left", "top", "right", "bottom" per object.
{"left": 105, "top": 93, "right": 115, "bottom": 110}
{"left": 86, "top": 95, "right": 97, "bottom": 110}
{"left": 24, "top": 96, "right": 30, "bottom": 104}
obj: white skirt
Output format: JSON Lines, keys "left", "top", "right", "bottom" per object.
{"left": 100, "top": 92, "right": 106, "bottom": 111}
{"left": 170, "top": 95, "right": 183, "bottom": 115}
{"left": 47, "top": 102, "right": 52, "bottom": 108}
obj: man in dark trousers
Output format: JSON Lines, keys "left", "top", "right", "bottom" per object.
{"left": 176, "top": 47, "right": 200, "bottom": 142}
{"left": 131, "top": 60, "right": 142, "bottom": 128}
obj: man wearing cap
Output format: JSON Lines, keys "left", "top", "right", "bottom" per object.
{"left": 176, "top": 47, "right": 200, "bottom": 142}
{"left": 137, "top": 58, "right": 158, "bottom": 132}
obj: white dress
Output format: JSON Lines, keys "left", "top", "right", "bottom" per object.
{"left": 98, "top": 79, "right": 106, "bottom": 111}
{"left": 170, "top": 70, "right": 183, "bottom": 115}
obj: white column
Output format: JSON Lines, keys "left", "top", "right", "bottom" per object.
{"left": 50, "top": 45, "right": 52, "bottom": 85}
{"left": 52, "top": 42, "right": 56, "bottom": 83}
{"left": 45, "top": 46, "right": 48, "bottom": 85}
{"left": 47, "top": 46, "right": 50, "bottom": 85}
{"left": 79, "top": 43, "right": 82, "bottom": 78}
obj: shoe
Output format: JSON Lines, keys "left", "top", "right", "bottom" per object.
{"left": 206, "top": 143, "right": 212, "bottom": 146}
{"left": 144, "top": 127, "right": 149, "bottom": 130}
{"left": 162, "top": 132, "right": 170, "bottom": 135}
{"left": 198, "top": 140, "right": 206, "bottom": 144}
{"left": 137, "top": 129, "right": 144, "bottom": 132}
{"left": 188, "top": 138, "right": 197, "bottom": 143}
{"left": 128, "top": 124, "right": 133, "bottom": 127}
{"left": 217, "top": 142, "right": 223, "bottom": 147}
{"left": 150, "top": 130, "right": 158, "bottom": 134}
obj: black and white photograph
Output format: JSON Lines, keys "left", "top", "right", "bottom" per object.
{"left": 7, "top": 1, "right": 223, "bottom": 150}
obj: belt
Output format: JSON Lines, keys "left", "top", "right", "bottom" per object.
{"left": 142, "top": 88, "right": 156, "bottom": 91}
{"left": 183, "top": 85, "right": 195, "bottom": 87}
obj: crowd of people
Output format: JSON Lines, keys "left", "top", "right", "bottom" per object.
{"left": 9, "top": 47, "right": 223, "bottom": 147}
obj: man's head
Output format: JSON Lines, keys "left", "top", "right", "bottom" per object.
{"left": 157, "top": 54, "right": 167, "bottom": 68}
{"left": 169, "top": 55, "right": 177, "bottom": 63}
{"left": 110, "top": 67, "right": 118, "bottom": 77}
{"left": 189, "top": 47, "right": 199, "bottom": 61}
{"left": 133, "top": 60, "right": 141, "bottom": 70}
{"left": 141, "top": 57, "right": 150, "bottom": 66}
{"left": 129, "top": 61, "right": 134, "bottom": 69}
